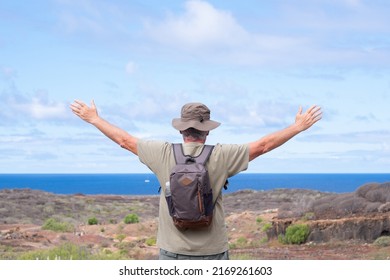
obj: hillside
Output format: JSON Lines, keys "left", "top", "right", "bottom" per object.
{"left": 1, "top": 185, "right": 390, "bottom": 260}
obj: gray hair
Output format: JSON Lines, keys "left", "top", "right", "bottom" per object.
{"left": 181, "top": 128, "right": 208, "bottom": 141}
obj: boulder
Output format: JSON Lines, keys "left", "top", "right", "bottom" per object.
{"left": 269, "top": 182, "right": 390, "bottom": 243}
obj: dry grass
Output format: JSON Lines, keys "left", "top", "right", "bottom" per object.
{"left": 1, "top": 186, "right": 390, "bottom": 260}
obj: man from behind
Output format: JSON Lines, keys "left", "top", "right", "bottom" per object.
{"left": 71, "top": 100, "right": 322, "bottom": 259}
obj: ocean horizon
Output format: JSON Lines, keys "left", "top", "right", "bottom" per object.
{"left": 1, "top": 173, "right": 389, "bottom": 195}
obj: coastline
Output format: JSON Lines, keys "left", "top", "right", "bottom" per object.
{"left": 1, "top": 173, "right": 390, "bottom": 195}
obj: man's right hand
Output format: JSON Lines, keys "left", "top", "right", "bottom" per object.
{"left": 70, "top": 99, "right": 139, "bottom": 155}
{"left": 70, "top": 100, "right": 99, "bottom": 124}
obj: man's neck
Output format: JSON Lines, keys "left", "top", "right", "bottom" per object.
{"left": 183, "top": 139, "right": 206, "bottom": 144}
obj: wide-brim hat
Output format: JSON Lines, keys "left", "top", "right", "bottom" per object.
{"left": 172, "top": 102, "right": 221, "bottom": 131}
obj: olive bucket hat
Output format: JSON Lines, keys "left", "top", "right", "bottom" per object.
{"left": 172, "top": 102, "right": 221, "bottom": 131}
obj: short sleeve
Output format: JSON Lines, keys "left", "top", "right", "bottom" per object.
{"left": 213, "top": 143, "right": 250, "bottom": 178}
{"left": 137, "top": 139, "right": 172, "bottom": 175}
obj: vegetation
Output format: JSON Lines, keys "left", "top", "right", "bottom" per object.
{"left": 42, "top": 218, "right": 74, "bottom": 232}
{"left": 302, "top": 212, "right": 315, "bottom": 221}
{"left": 18, "top": 243, "right": 125, "bottom": 260}
{"left": 261, "top": 223, "right": 272, "bottom": 232}
{"left": 145, "top": 237, "right": 157, "bottom": 246}
{"left": 19, "top": 243, "right": 90, "bottom": 260}
{"left": 2, "top": 187, "right": 390, "bottom": 260}
{"left": 116, "top": 234, "right": 127, "bottom": 242}
{"left": 124, "top": 213, "right": 139, "bottom": 224}
{"left": 87, "top": 217, "right": 99, "bottom": 225}
{"left": 279, "top": 223, "right": 310, "bottom": 245}
{"left": 374, "top": 236, "right": 390, "bottom": 247}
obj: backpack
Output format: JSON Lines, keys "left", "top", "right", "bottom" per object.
{"left": 165, "top": 143, "right": 214, "bottom": 230}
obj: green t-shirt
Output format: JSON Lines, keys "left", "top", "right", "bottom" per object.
{"left": 137, "top": 140, "right": 249, "bottom": 256}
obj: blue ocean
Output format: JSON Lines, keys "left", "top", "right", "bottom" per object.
{"left": 0, "top": 173, "right": 389, "bottom": 195}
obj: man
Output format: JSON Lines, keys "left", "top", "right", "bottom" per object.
{"left": 71, "top": 100, "right": 322, "bottom": 260}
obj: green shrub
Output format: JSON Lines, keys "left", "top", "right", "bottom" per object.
{"left": 229, "top": 237, "right": 250, "bottom": 249}
{"left": 145, "top": 237, "right": 156, "bottom": 246}
{"left": 124, "top": 213, "right": 139, "bottom": 224}
{"left": 278, "top": 234, "right": 285, "bottom": 244}
{"left": 284, "top": 223, "right": 310, "bottom": 245}
{"left": 19, "top": 243, "right": 91, "bottom": 260}
{"left": 262, "top": 223, "right": 272, "bottom": 232}
{"left": 256, "top": 217, "right": 263, "bottom": 224}
{"left": 42, "top": 218, "right": 74, "bottom": 232}
{"left": 302, "top": 212, "right": 315, "bottom": 221}
{"left": 18, "top": 243, "right": 127, "bottom": 260}
{"left": 236, "top": 237, "right": 248, "bottom": 247}
{"left": 88, "top": 217, "right": 99, "bottom": 225}
{"left": 116, "top": 234, "right": 126, "bottom": 242}
{"left": 374, "top": 236, "right": 390, "bottom": 247}
{"left": 260, "top": 237, "right": 268, "bottom": 244}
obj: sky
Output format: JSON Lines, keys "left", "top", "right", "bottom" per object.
{"left": 0, "top": 0, "right": 389, "bottom": 174}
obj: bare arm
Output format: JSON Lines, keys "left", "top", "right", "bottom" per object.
{"left": 249, "top": 105, "right": 322, "bottom": 161}
{"left": 70, "top": 100, "right": 138, "bottom": 155}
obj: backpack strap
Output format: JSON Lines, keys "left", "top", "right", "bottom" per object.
{"left": 195, "top": 145, "right": 214, "bottom": 164}
{"left": 172, "top": 143, "right": 214, "bottom": 164}
{"left": 172, "top": 143, "right": 186, "bottom": 164}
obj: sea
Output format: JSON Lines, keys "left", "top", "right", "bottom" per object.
{"left": 0, "top": 173, "right": 389, "bottom": 195}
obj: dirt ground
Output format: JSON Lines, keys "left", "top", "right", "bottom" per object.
{"left": 1, "top": 189, "right": 389, "bottom": 260}
{"left": 1, "top": 211, "right": 389, "bottom": 260}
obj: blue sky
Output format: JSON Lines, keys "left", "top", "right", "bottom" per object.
{"left": 0, "top": 0, "right": 389, "bottom": 174}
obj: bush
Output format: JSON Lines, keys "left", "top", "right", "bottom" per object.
{"left": 283, "top": 223, "right": 310, "bottom": 245}
{"left": 374, "top": 236, "right": 390, "bottom": 247}
{"left": 260, "top": 237, "right": 268, "bottom": 244}
{"left": 236, "top": 237, "right": 248, "bottom": 247}
{"left": 145, "top": 237, "right": 156, "bottom": 246}
{"left": 262, "top": 223, "right": 272, "bottom": 232}
{"left": 124, "top": 213, "right": 139, "bottom": 224}
{"left": 302, "top": 212, "right": 315, "bottom": 221}
{"left": 19, "top": 243, "right": 91, "bottom": 260}
{"left": 18, "top": 243, "right": 126, "bottom": 260}
{"left": 42, "top": 218, "right": 74, "bottom": 232}
{"left": 88, "top": 217, "right": 99, "bottom": 225}
{"left": 116, "top": 234, "right": 126, "bottom": 242}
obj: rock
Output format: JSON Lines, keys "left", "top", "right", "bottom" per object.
{"left": 269, "top": 182, "right": 390, "bottom": 243}
{"left": 308, "top": 213, "right": 390, "bottom": 242}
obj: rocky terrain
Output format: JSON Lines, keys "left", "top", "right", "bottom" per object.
{"left": 270, "top": 182, "right": 390, "bottom": 243}
{"left": 0, "top": 183, "right": 390, "bottom": 260}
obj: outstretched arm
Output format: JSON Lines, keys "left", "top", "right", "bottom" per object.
{"left": 248, "top": 105, "right": 322, "bottom": 161}
{"left": 70, "top": 100, "right": 138, "bottom": 155}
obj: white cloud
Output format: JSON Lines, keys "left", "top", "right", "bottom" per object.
{"left": 303, "top": 130, "right": 390, "bottom": 144}
{"left": 214, "top": 100, "right": 297, "bottom": 132}
{"left": 0, "top": 88, "right": 69, "bottom": 124}
{"left": 27, "top": 97, "right": 68, "bottom": 120}
{"left": 144, "top": 0, "right": 304, "bottom": 58}
{"left": 145, "top": 0, "right": 248, "bottom": 50}
{"left": 59, "top": 11, "right": 104, "bottom": 35}
{"left": 56, "top": 0, "right": 104, "bottom": 34}
{"left": 55, "top": 0, "right": 129, "bottom": 37}
{"left": 1, "top": 67, "right": 18, "bottom": 80}
{"left": 125, "top": 61, "right": 137, "bottom": 75}
{"left": 143, "top": 0, "right": 390, "bottom": 67}
{"left": 343, "top": 0, "right": 362, "bottom": 8}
